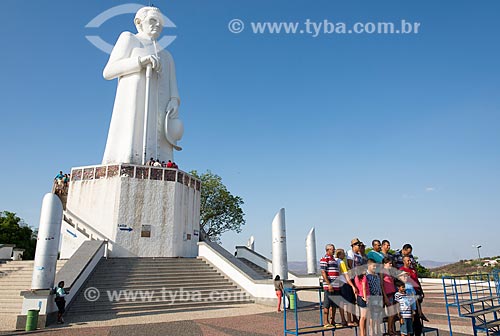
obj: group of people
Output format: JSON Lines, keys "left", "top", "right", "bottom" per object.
{"left": 319, "top": 239, "right": 428, "bottom": 336}
{"left": 54, "top": 171, "right": 70, "bottom": 194}
{"left": 145, "top": 158, "right": 179, "bottom": 169}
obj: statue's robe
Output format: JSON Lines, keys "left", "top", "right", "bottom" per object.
{"left": 102, "top": 32, "right": 179, "bottom": 165}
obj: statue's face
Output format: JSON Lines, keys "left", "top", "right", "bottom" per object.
{"left": 139, "top": 14, "right": 163, "bottom": 39}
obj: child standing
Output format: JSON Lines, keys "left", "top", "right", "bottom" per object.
{"left": 336, "top": 249, "right": 358, "bottom": 327}
{"left": 382, "top": 257, "right": 397, "bottom": 335}
{"left": 394, "top": 281, "right": 415, "bottom": 336}
{"left": 366, "top": 259, "right": 384, "bottom": 336}
{"left": 355, "top": 270, "right": 368, "bottom": 336}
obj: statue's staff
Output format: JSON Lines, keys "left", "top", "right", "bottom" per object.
{"left": 141, "top": 63, "right": 153, "bottom": 165}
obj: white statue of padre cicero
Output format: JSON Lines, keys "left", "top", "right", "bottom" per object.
{"left": 102, "top": 6, "right": 183, "bottom": 165}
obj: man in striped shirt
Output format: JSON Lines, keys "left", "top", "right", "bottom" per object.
{"left": 320, "top": 244, "right": 357, "bottom": 328}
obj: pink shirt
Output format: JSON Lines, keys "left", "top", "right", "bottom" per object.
{"left": 354, "top": 275, "right": 368, "bottom": 298}
{"left": 383, "top": 272, "right": 396, "bottom": 295}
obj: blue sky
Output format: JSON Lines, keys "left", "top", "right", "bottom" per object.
{"left": 1, "top": 0, "right": 499, "bottom": 263}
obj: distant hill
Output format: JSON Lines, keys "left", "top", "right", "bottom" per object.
{"left": 419, "top": 260, "right": 452, "bottom": 268}
{"left": 429, "top": 258, "right": 500, "bottom": 277}
{"left": 288, "top": 261, "right": 310, "bottom": 274}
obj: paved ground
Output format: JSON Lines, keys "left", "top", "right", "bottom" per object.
{"left": 0, "top": 283, "right": 476, "bottom": 336}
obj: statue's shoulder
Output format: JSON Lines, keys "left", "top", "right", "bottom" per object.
{"left": 115, "top": 31, "right": 140, "bottom": 45}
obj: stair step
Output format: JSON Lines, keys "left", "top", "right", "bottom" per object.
{"left": 88, "top": 273, "right": 225, "bottom": 281}
{"left": 69, "top": 258, "right": 252, "bottom": 315}
{"left": 92, "top": 267, "right": 215, "bottom": 272}
{"left": 68, "top": 298, "right": 253, "bottom": 314}
{"left": 78, "top": 283, "right": 237, "bottom": 291}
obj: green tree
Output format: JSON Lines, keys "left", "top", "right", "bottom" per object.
{"left": 190, "top": 170, "right": 245, "bottom": 243}
{"left": 414, "top": 257, "right": 431, "bottom": 277}
{"left": 0, "top": 211, "right": 37, "bottom": 259}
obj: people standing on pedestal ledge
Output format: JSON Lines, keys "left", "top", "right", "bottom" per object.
{"left": 153, "top": 159, "right": 162, "bottom": 167}
{"left": 63, "top": 174, "right": 70, "bottom": 187}
{"left": 54, "top": 171, "right": 69, "bottom": 195}
{"left": 54, "top": 171, "right": 64, "bottom": 181}
{"left": 146, "top": 157, "right": 155, "bottom": 166}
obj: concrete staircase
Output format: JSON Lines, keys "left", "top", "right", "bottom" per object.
{"left": 0, "top": 260, "right": 67, "bottom": 314}
{"left": 68, "top": 257, "right": 253, "bottom": 316}
{"left": 238, "top": 258, "right": 273, "bottom": 279}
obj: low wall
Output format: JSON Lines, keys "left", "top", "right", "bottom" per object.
{"left": 235, "top": 245, "right": 319, "bottom": 287}
{"left": 198, "top": 242, "right": 275, "bottom": 301}
{"left": 199, "top": 242, "right": 322, "bottom": 304}
{"left": 0, "top": 245, "right": 15, "bottom": 259}
{"left": 235, "top": 246, "right": 272, "bottom": 273}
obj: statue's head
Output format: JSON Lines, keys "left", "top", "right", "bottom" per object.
{"left": 134, "top": 7, "right": 164, "bottom": 39}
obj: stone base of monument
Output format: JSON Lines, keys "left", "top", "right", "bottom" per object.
{"left": 59, "top": 164, "right": 201, "bottom": 258}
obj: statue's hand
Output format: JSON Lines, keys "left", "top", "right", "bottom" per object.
{"left": 166, "top": 99, "right": 179, "bottom": 119}
{"left": 140, "top": 55, "right": 161, "bottom": 72}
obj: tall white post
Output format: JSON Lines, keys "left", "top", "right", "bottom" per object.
{"left": 306, "top": 227, "right": 317, "bottom": 274}
{"left": 31, "top": 193, "right": 63, "bottom": 290}
{"left": 246, "top": 236, "right": 255, "bottom": 250}
{"left": 272, "top": 208, "right": 288, "bottom": 280}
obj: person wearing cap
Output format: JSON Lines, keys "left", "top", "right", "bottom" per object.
{"left": 347, "top": 238, "right": 366, "bottom": 269}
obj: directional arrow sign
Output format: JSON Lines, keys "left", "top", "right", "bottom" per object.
{"left": 119, "top": 227, "right": 133, "bottom": 232}
{"left": 66, "top": 229, "right": 77, "bottom": 238}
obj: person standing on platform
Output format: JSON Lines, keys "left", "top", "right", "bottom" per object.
{"left": 394, "top": 280, "right": 415, "bottom": 336}
{"left": 320, "top": 244, "right": 341, "bottom": 328}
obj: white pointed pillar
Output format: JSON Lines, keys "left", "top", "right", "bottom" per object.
{"left": 246, "top": 235, "right": 255, "bottom": 250}
{"left": 306, "top": 227, "right": 317, "bottom": 274}
{"left": 272, "top": 208, "right": 288, "bottom": 279}
{"left": 31, "top": 193, "right": 63, "bottom": 290}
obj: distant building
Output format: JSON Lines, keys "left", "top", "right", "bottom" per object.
{"left": 482, "top": 259, "right": 499, "bottom": 267}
